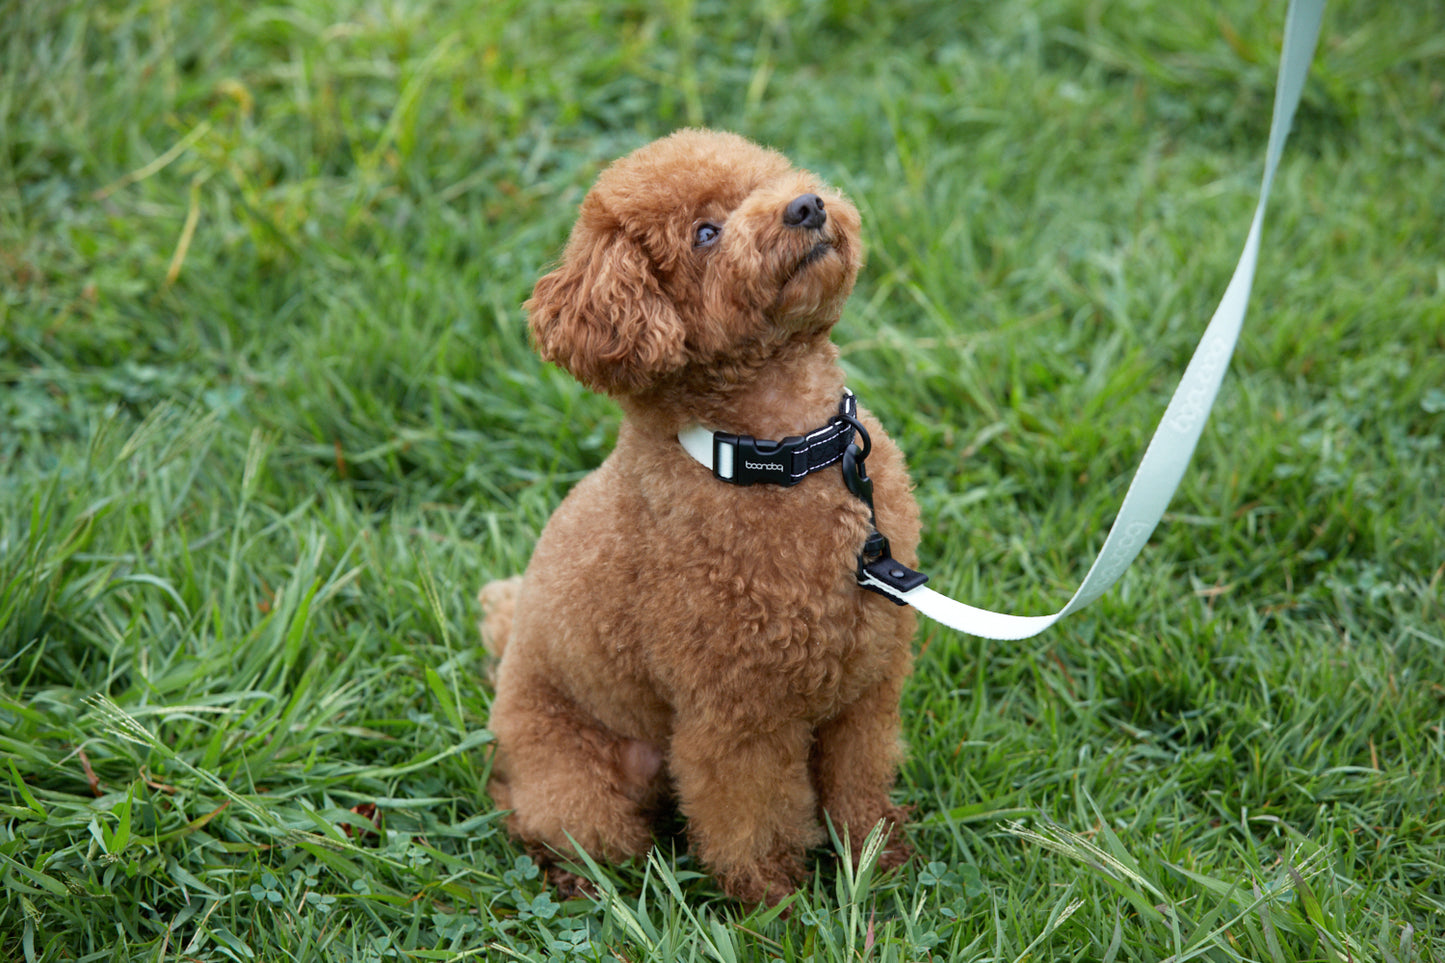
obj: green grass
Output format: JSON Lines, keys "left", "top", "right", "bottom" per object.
{"left": 2, "top": 0, "right": 1442, "bottom": 959}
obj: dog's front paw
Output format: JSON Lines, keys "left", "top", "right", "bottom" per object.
{"left": 852, "top": 804, "right": 914, "bottom": 873}
{"left": 718, "top": 854, "right": 804, "bottom": 907}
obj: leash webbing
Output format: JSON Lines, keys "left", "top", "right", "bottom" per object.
{"left": 860, "top": 0, "right": 1326, "bottom": 639}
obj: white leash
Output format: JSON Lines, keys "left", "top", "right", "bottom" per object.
{"left": 858, "top": 0, "right": 1325, "bottom": 639}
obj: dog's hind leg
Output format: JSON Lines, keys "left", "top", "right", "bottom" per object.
{"left": 487, "top": 669, "right": 664, "bottom": 882}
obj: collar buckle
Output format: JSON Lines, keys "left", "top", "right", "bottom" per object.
{"left": 688, "top": 389, "right": 859, "bottom": 488}
{"left": 712, "top": 432, "right": 809, "bottom": 487}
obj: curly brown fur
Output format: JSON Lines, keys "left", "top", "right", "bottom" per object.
{"left": 480, "top": 129, "right": 920, "bottom": 905}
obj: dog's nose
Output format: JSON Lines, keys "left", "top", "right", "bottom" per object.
{"left": 783, "top": 193, "right": 827, "bottom": 231}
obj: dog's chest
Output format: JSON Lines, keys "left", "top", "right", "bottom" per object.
{"left": 639, "top": 475, "right": 901, "bottom": 712}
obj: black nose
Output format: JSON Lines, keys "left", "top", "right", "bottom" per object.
{"left": 783, "top": 193, "right": 826, "bottom": 231}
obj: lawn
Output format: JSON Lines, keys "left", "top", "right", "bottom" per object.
{"left": 2, "top": 0, "right": 1442, "bottom": 959}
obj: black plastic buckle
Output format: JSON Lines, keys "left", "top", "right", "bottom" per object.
{"left": 859, "top": 549, "right": 929, "bottom": 603}
{"left": 713, "top": 433, "right": 807, "bottom": 487}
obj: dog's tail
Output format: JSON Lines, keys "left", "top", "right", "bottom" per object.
{"left": 478, "top": 576, "right": 523, "bottom": 660}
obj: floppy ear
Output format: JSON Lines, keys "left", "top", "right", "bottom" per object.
{"left": 526, "top": 226, "right": 687, "bottom": 395}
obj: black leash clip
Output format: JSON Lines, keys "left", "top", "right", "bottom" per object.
{"left": 836, "top": 413, "right": 928, "bottom": 604}
{"left": 838, "top": 414, "right": 873, "bottom": 508}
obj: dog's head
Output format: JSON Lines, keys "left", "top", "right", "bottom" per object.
{"left": 526, "top": 129, "right": 863, "bottom": 396}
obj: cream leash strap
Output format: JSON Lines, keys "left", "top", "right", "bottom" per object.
{"left": 860, "top": 0, "right": 1325, "bottom": 639}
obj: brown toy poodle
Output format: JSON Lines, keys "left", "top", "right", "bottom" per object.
{"left": 478, "top": 128, "right": 921, "bottom": 906}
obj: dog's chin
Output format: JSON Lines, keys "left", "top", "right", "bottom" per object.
{"left": 791, "top": 241, "right": 834, "bottom": 277}
{"left": 771, "top": 243, "right": 851, "bottom": 328}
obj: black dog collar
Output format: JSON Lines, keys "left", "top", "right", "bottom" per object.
{"left": 677, "top": 390, "right": 859, "bottom": 487}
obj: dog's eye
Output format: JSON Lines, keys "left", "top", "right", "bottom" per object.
{"left": 694, "top": 223, "right": 721, "bottom": 248}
